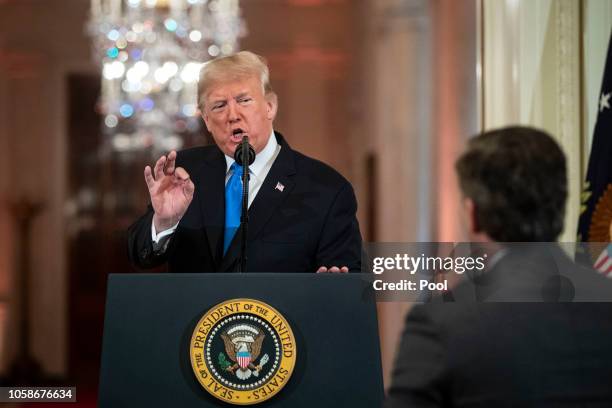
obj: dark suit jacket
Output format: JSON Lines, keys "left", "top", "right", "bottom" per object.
{"left": 385, "top": 246, "right": 612, "bottom": 407}
{"left": 127, "top": 132, "right": 362, "bottom": 273}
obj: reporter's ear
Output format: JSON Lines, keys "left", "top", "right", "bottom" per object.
{"left": 464, "top": 197, "right": 480, "bottom": 235}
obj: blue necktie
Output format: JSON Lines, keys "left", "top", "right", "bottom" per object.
{"left": 224, "top": 162, "right": 243, "bottom": 255}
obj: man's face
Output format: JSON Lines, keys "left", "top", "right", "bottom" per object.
{"left": 201, "top": 75, "right": 277, "bottom": 157}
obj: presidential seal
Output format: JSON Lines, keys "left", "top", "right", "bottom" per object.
{"left": 190, "top": 299, "right": 297, "bottom": 405}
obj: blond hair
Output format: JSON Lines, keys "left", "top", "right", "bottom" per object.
{"left": 197, "top": 51, "right": 273, "bottom": 110}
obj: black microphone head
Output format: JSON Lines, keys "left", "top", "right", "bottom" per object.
{"left": 234, "top": 136, "right": 255, "bottom": 166}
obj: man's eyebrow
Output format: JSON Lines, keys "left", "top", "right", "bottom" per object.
{"left": 209, "top": 97, "right": 227, "bottom": 105}
{"left": 234, "top": 92, "right": 250, "bottom": 99}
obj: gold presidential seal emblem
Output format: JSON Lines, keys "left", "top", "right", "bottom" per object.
{"left": 190, "top": 299, "right": 297, "bottom": 405}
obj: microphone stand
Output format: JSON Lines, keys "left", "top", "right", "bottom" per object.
{"left": 238, "top": 136, "right": 250, "bottom": 272}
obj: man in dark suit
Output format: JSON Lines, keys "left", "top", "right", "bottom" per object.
{"left": 128, "top": 51, "right": 361, "bottom": 273}
{"left": 386, "top": 127, "right": 612, "bottom": 407}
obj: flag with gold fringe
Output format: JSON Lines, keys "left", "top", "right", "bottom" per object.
{"left": 578, "top": 30, "right": 612, "bottom": 275}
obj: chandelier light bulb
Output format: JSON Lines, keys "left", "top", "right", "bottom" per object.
{"left": 88, "top": 0, "right": 245, "bottom": 153}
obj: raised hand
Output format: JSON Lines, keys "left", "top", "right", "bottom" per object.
{"left": 144, "top": 151, "right": 195, "bottom": 232}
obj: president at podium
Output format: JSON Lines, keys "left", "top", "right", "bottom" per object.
{"left": 127, "top": 51, "right": 362, "bottom": 273}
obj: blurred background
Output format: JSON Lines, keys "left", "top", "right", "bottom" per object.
{"left": 0, "top": 0, "right": 610, "bottom": 405}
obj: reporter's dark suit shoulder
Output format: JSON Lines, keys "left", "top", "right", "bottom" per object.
{"left": 385, "top": 266, "right": 612, "bottom": 408}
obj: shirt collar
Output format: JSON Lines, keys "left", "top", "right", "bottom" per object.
{"left": 224, "top": 130, "right": 277, "bottom": 178}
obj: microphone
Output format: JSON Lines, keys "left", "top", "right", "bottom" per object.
{"left": 234, "top": 135, "right": 255, "bottom": 166}
{"left": 233, "top": 134, "right": 254, "bottom": 273}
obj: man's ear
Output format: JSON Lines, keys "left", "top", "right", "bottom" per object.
{"left": 464, "top": 197, "right": 481, "bottom": 235}
{"left": 265, "top": 92, "right": 278, "bottom": 121}
{"left": 200, "top": 108, "right": 210, "bottom": 131}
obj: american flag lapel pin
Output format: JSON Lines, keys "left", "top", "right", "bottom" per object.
{"left": 275, "top": 182, "right": 285, "bottom": 192}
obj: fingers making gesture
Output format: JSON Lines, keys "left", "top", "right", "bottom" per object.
{"left": 144, "top": 150, "right": 195, "bottom": 232}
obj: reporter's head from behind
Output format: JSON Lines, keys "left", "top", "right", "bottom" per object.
{"left": 456, "top": 126, "right": 567, "bottom": 242}
{"left": 385, "top": 126, "right": 612, "bottom": 408}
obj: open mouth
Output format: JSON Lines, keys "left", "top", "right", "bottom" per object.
{"left": 231, "top": 128, "right": 246, "bottom": 142}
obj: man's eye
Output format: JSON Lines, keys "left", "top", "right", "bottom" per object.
{"left": 212, "top": 103, "right": 225, "bottom": 111}
{"left": 238, "top": 97, "right": 252, "bottom": 104}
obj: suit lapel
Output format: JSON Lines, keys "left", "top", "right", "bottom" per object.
{"left": 247, "top": 132, "right": 297, "bottom": 242}
{"left": 219, "top": 132, "right": 297, "bottom": 271}
{"left": 198, "top": 147, "right": 226, "bottom": 267}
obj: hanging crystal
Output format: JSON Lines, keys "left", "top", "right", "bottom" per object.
{"left": 87, "top": 0, "right": 246, "bottom": 154}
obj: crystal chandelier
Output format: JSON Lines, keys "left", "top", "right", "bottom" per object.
{"left": 87, "top": 0, "right": 245, "bottom": 154}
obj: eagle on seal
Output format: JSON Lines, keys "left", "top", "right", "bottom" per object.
{"left": 221, "top": 324, "right": 266, "bottom": 380}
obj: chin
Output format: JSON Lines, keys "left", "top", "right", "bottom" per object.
{"left": 220, "top": 143, "right": 237, "bottom": 157}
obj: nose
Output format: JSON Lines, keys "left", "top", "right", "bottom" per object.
{"left": 228, "top": 101, "right": 240, "bottom": 123}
